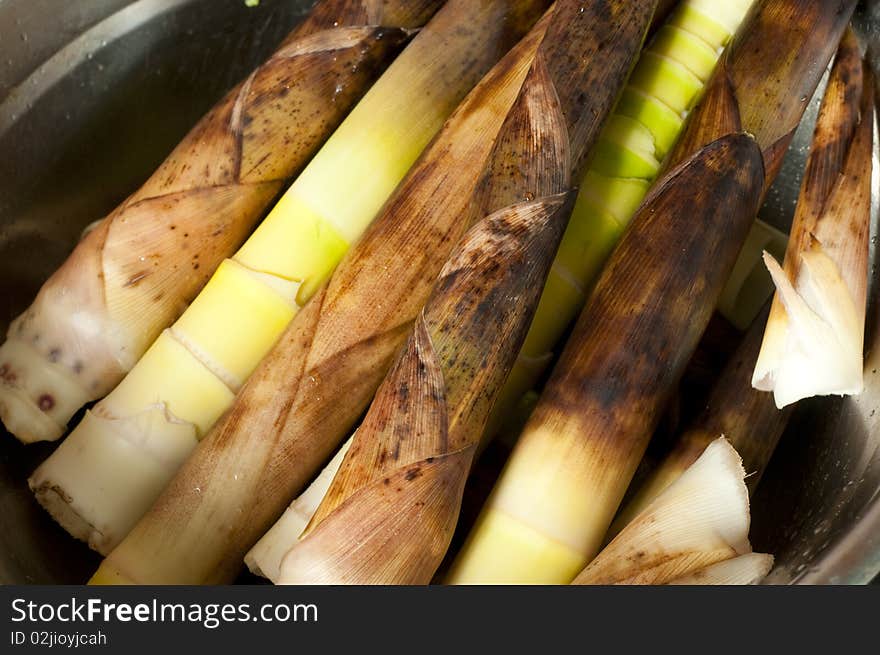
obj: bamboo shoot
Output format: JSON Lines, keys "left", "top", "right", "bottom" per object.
{"left": 752, "top": 29, "right": 874, "bottom": 408}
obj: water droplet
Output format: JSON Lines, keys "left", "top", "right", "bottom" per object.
{"left": 20, "top": 33, "right": 28, "bottom": 43}
{"left": 194, "top": 486, "right": 201, "bottom": 494}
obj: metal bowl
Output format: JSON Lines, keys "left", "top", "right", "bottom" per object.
{"left": 0, "top": 0, "right": 878, "bottom": 584}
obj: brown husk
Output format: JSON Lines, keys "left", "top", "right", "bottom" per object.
{"left": 752, "top": 29, "right": 874, "bottom": 406}
{"left": 452, "top": 0, "right": 856, "bottom": 577}
{"left": 606, "top": 303, "right": 794, "bottom": 539}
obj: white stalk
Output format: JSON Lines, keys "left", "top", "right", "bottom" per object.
{"left": 245, "top": 436, "right": 352, "bottom": 582}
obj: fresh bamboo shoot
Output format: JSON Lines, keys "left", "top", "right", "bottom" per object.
{"left": 88, "top": 1, "right": 553, "bottom": 584}
{"left": 447, "top": 135, "right": 764, "bottom": 585}
{"left": 32, "top": 0, "right": 538, "bottom": 556}
{"left": 752, "top": 29, "right": 873, "bottom": 408}
{"left": 447, "top": 0, "right": 857, "bottom": 585}
{"left": 0, "top": 0, "right": 435, "bottom": 444}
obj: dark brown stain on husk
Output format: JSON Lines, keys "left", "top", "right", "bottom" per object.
{"left": 532, "top": 134, "right": 764, "bottom": 468}
{"left": 666, "top": 0, "right": 857, "bottom": 199}
{"left": 672, "top": 303, "right": 793, "bottom": 493}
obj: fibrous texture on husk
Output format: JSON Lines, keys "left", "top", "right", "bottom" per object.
{"left": 573, "top": 438, "right": 762, "bottom": 585}
{"left": 666, "top": 553, "right": 774, "bottom": 585}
